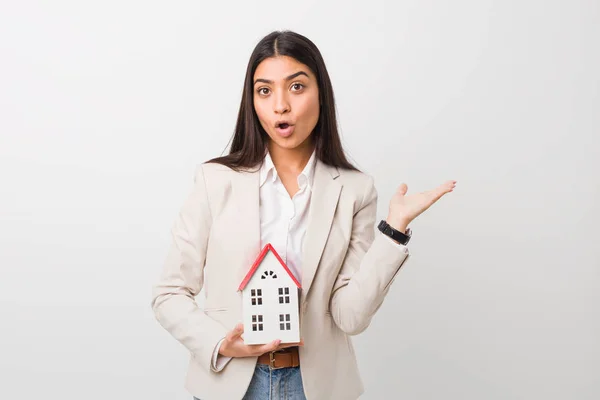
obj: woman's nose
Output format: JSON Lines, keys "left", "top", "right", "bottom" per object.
{"left": 274, "top": 93, "right": 290, "bottom": 114}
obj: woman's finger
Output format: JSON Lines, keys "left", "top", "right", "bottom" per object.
{"left": 253, "top": 339, "right": 281, "bottom": 356}
{"left": 276, "top": 339, "right": 304, "bottom": 351}
{"left": 428, "top": 181, "right": 456, "bottom": 203}
{"left": 226, "top": 323, "right": 244, "bottom": 342}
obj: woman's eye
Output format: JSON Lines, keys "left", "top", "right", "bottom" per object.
{"left": 291, "top": 83, "right": 304, "bottom": 91}
{"left": 258, "top": 88, "right": 270, "bottom": 95}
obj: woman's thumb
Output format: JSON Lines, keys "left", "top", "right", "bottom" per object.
{"left": 234, "top": 322, "right": 244, "bottom": 335}
{"left": 397, "top": 183, "right": 408, "bottom": 195}
{"left": 227, "top": 323, "right": 244, "bottom": 341}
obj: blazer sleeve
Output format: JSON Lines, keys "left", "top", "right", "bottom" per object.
{"left": 329, "top": 176, "right": 411, "bottom": 335}
{"left": 151, "top": 164, "right": 229, "bottom": 373}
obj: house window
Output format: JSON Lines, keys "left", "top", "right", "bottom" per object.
{"left": 250, "top": 289, "right": 262, "bottom": 305}
{"left": 279, "top": 314, "right": 291, "bottom": 330}
{"left": 278, "top": 287, "right": 290, "bottom": 304}
{"left": 252, "top": 315, "right": 263, "bottom": 331}
{"left": 261, "top": 270, "right": 278, "bottom": 279}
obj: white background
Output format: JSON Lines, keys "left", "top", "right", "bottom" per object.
{"left": 1, "top": 0, "right": 598, "bottom": 399}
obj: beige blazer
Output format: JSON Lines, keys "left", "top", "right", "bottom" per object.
{"left": 151, "top": 158, "right": 411, "bottom": 400}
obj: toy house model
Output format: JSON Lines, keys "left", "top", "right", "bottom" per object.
{"left": 238, "top": 243, "right": 301, "bottom": 345}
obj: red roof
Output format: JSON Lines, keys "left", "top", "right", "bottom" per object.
{"left": 237, "top": 243, "right": 301, "bottom": 291}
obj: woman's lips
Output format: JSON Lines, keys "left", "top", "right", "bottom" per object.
{"left": 275, "top": 123, "right": 295, "bottom": 138}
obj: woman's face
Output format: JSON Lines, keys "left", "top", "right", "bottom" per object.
{"left": 253, "top": 56, "right": 320, "bottom": 152}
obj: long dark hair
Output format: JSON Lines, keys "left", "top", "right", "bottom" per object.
{"left": 206, "top": 30, "right": 359, "bottom": 172}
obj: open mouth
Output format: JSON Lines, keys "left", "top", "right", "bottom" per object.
{"left": 274, "top": 121, "right": 295, "bottom": 137}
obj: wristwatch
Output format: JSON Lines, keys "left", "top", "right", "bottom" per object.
{"left": 378, "top": 220, "right": 412, "bottom": 245}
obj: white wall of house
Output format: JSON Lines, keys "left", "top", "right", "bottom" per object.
{"left": 241, "top": 251, "right": 300, "bottom": 345}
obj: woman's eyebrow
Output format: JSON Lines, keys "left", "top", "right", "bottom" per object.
{"left": 254, "top": 71, "right": 309, "bottom": 85}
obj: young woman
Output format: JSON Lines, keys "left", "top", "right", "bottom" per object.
{"left": 152, "top": 30, "right": 456, "bottom": 400}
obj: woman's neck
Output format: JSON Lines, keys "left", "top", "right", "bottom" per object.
{"left": 267, "top": 139, "right": 315, "bottom": 175}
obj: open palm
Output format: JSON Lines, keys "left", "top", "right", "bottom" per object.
{"left": 387, "top": 180, "right": 457, "bottom": 228}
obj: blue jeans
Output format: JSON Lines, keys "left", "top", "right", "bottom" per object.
{"left": 194, "top": 364, "right": 306, "bottom": 400}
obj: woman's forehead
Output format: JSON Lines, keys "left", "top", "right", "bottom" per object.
{"left": 254, "top": 56, "right": 314, "bottom": 81}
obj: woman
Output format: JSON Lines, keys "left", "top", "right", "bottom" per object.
{"left": 152, "top": 30, "right": 456, "bottom": 400}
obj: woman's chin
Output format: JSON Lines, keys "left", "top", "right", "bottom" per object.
{"left": 267, "top": 130, "right": 313, "bottom": 151}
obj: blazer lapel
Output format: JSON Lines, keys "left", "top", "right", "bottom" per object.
{"left": 234, "top": 167, "right": 262, "bottom": 286}
{"left": 300, "top": 159, "right": 342, "bottom": 303}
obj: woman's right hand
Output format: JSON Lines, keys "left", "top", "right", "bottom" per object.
{"left": 218, "top": 323, "right": 303, "bottom": 358}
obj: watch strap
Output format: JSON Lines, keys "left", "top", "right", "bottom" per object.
{"left": 378, "top": 220, "right": 411, "bottom": 245}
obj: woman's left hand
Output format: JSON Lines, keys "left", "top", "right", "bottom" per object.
{"left": 386, "top": 180, "right": 457, "bottom": 232}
